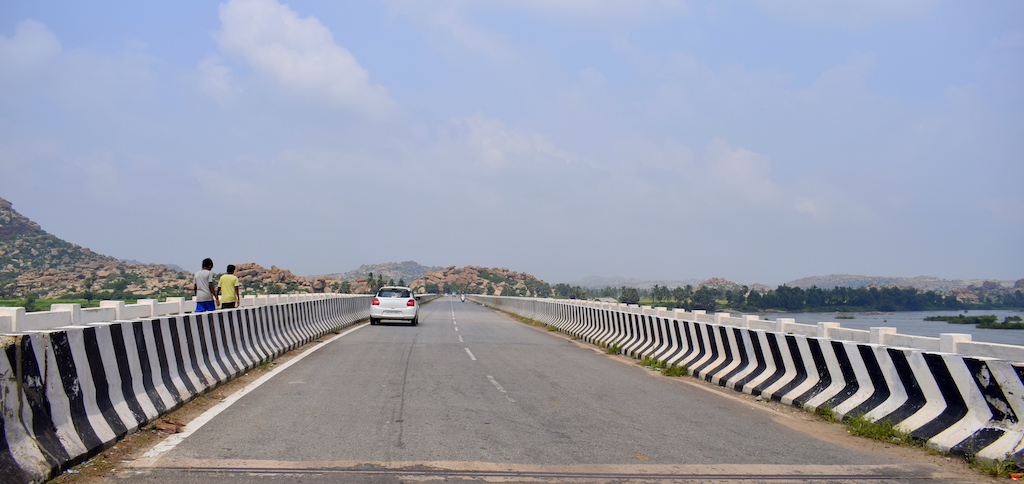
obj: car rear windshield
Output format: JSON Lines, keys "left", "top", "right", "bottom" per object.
{"left": 378, "top": 289, "right": 411, "bottom": 298}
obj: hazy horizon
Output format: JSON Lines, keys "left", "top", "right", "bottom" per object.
{"left": 2, "top": 1, "right": 1021, "bottom": 286}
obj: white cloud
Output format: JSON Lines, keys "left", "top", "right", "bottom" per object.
{"left": 382, "top": 0, "right": 687, "bottom": 64}
{"left": 193, "top": 54, "right": 241, "bottom": 103}
{"left": 979, "top": 197, "right": 1024, "bottom": 227}
{"left": 0, "top": 138, "right": 61, "bottom": 171}
{"left": 702, "top": 138, "right": 785, "bottom": 206}
{"left": 496, "top": 0, "right": 687, "bottom": 20}
{"left": 439, "top": 114, "right": 579, "bottom": 171}
{"left": 0, "top": 19, "right": 62, "bottom": 84}
{"left": 214, "top": 0, "right": 395, "bottom": 117}
{"left": 755, "top": 0, "right": 941, "bottom": 29}
{"left": 0, "top": 19, "right": 157, "bottom": 108}
{"left": 385, "top": 0, "right": 686, "bottom": 21}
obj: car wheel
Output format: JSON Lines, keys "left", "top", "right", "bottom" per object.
{"left": 370, "top": 317, "right": 378, "bottom": 325}
{"left": 411, "top": 317, "right": 418, "bottom": 326}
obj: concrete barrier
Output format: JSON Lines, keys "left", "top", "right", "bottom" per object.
{"left": 471, "top": 295, "right": 1024, "bottom": 465}
{"left": 0, "top": 293, "right": 351, "bottom": 334}
{"left": 0, "top": 295, "right": 374, "bottom": 484}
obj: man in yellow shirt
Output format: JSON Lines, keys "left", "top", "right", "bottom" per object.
{"left": 218, "top": 264, "right": 241, "bottom": 309}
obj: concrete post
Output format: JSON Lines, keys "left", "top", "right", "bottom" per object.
{"left": 0, "top": 307, "right": 25, "bottom": 332}
{"left": 692, "top": 310, "right": 706, "bottom": 322}
{"left": 714, "top": 312, "right": 731, "bottom": 325}
{"left": 137, "top": 299, "right": 158, "bottom": 317}
{"left": 99, "top": 301, "right": 125, "bottom": 320}
{"left": 673, "top": 309, "right": 689, "bottom": 320}
{"left": 50, "top": 303, "right": 82, "bottom": 326}
{"left": 777, "top": 318, "right": 795, "bottom": 333}
{"left": 741, "top": 315, "right": 759, "bottom": 328}
{"left": 870, "top": 327, "right": 897, "bottom": 345}
{"left": 940, "top": 333, "right": 972, "bottom": 354}
{"left": 817, "top": 322, "right": 841, "bottom": 338}
{"left": 166, "top": 297, "right": 185, "bottom": 314}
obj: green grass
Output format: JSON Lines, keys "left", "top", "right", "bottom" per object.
{"left": 635, "top": 355, "right": 686, "bottom": 376}
{"left": 637, "top": 356, "right": 664, "bottom": 368}
{"left": 964, "top": 454, "right": 1021, "bottom": 478}
{"left": 804, "top": 404, "right": 840, "bottom": 423}
{"left": 660, "top": 365, "right": 688, "bottom": 377}
{"left": 605, "top": 343, "right": 622, "bottom": 355}
{"left": 844, "top": 414, "right": 917, "bottom": 446}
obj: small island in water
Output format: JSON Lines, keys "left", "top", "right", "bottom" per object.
{"left": 924, "top": 314, "right": 1024, "bottom": 329}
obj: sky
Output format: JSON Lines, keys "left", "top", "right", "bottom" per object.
{"left": 1, "top": 0, "right": 1021, "bottom": 286}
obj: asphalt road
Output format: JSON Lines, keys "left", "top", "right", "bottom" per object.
{"left": 108, "top": 297, "right": 984, "bottom": 483}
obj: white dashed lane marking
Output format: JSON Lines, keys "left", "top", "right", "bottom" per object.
{"left": 464, "top": 348, "right": 476, "bottom": 360}
{"left": 487, "top": 375, "right": 515, "bottom": 402}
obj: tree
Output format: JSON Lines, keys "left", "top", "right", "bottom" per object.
{"left": 398, "top": 277, "right": 406, "bottom": 287}
{"left": 726, "top": 286, "right": 748, "bottom": 309}
{"left": 692, "top": 286, "right": 718, "bottom": 311}
{"left": 21, "top": 292, "right": 39, "bottom": 312}
{"left": 553, "top": 283, "right": 571, "bottom": 298}
{"left": 651, "top": 285, "right": 670, "bottom": 302}
{"left": 619, "top": 287, "right": 640, "bottom": 305}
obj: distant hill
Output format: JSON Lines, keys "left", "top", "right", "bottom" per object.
{"left": 0, "top": 197, "right": 352, "bottom": 299}
{"left": 567, "top": 275, "right": 703, "bottom": 290}
{"left": 410, "top": 266, "right": 550, "bottom": 296}
{"left": 784, "top": 274, "right": 1019, "bottom": 291}
{"left": 0, "top": 197, "right": 192, "bottom": 299}
{"left": 317, "top": 261, "right": 442, "bottom": 284}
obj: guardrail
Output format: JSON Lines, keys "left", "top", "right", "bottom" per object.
{"left": 470, "top": 295, "right": 1024, "bottom": 466}
{"left": 0, "top": 294, "right": 377, "bottom": 483}
{"left": 0, "top": 294, "right": 339, "bottom": 333}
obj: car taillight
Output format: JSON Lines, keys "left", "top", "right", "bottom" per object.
{"left": 372, "top": 298, "right": 380, "bottom": 305}
{"left": 407, "top": 299, "right": 416, "bottom": 306}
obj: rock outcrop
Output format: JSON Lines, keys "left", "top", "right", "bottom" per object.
{"left": 410, "top": 265, "right": 549, "bottom": 296}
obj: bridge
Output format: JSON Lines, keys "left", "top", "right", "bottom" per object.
{"left": 1, "top": 294, "right": 1021, "bottom": 483}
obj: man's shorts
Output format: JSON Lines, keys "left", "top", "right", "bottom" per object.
{"left": 196, "top": 300, "right": 216, "bottom": 313}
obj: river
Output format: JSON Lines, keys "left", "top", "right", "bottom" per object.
{"left": 738, "top": 309, "right": 1024, "bottom": 346}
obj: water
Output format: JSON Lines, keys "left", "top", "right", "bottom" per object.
{"left": 739, "top": 309, "right": 1024, "bottom": 346}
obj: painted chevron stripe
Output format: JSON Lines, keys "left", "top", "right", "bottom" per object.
{"left": 475, "top": 296, "right": 1024, "bottom": 466}
{"left": 1, "top": 296, "right": 375, "bottom": 484}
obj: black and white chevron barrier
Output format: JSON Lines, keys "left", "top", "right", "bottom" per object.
{"left": 472, "top": 295, "right": 1024, "bottom": 466}
{"left": 0, "top": 295, "right": 372, "bottom": 484}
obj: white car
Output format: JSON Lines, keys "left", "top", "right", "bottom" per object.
{"left": 369, "top": 286, "right": 418, "bottom": 325}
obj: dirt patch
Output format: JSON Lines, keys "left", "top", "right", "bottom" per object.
{"left": 49, "top": 331, "right": 348, "bottom": 483}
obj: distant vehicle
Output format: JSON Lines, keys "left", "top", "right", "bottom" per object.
{"left": 369, "top": 286, "right": 418, "bottom": 325}
{"left": 461, "top": 294, "right": 465, "bottom": 302}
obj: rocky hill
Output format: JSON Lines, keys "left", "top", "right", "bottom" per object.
{"left": 784, "top": 274, "right": 1018, "bottom": 292}
{"left": 567, "top": 275, "right": 704, "bottom": 290}
{"left": 317, "top": 261, "right": 442, "bottom": 283}
{"left": 409, "top": 266, "right": 550, "bottom": 296}
{"left": 0, "top": 197, "right": 351, "bottom": 300}
{"left": 0, "top": 197, "right": 194, "bottom": 299}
